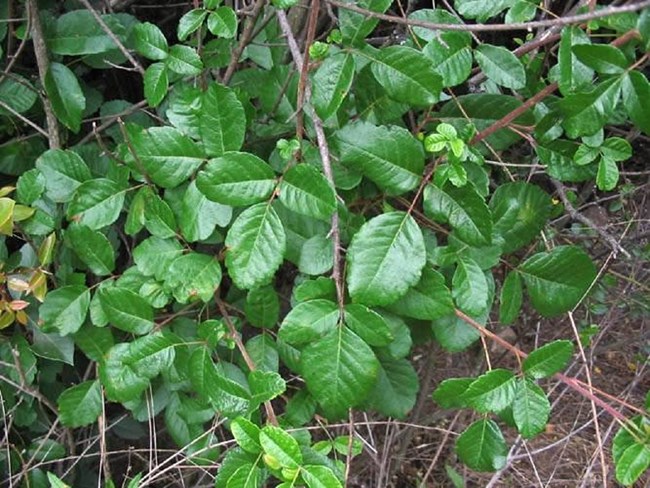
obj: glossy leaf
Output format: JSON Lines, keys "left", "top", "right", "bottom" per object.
{"left": 165, "top": 252, "right": 221, "bottom": 303}
{"left": 558, "top": 26, "right": 594, "bottom": 95}
{"left": 622, "top": 71, "right": 650, "bottom": 135}
{"left": 36, "top": 149, "right": 91, "bottom": 203}
{"left": 344, "top": 304, "right": 393, "bottom": 347}
{"left": 499, "top": 271, "right": 523, "bottom": 324}
{"left": 301, "top": 326, "right": 379, "bottom": 419}
{"left": 560, "top": 78, "right": 622, "bottom": 138}
{"left": 424, "top": 184, "right": 492, "bottom": 246}
{"left": 177, "top": 9, "right": 207, "bottom": 41}
{"left": 200, "top": 83, "right": 246, "bottom": 156}
{"left": 57, "top": 380, "right": 102, "bottom": 427}
{"left": 144, "top": 63, "right": 169, "bottom": 107}
{"left": 207, "top": 7, "right": 238, "bottom": 38}
{"left": 370, "top": 45, "right": 442, "bottom": 106}
{"left": 366, "top": 354, "right": 418, "bottom": 419}
{"left": 245, "top": 286, "right": 280, "bottom": 328}
{"left": 519, "top": 246, "right": 597, "bottom": 317}
{"left": 387, "top": 267, "right": 454, "bottom": 320}
{"left": 452, "top": 257, "right": 489, "bottom": 316}
{"left": 279, "top": 164, "right": 336, "bottom": 221}
{"left": 259, "top": 425, "right": 302, "bottom": 469}
{"left": 456, "top": 420, "right": 508, "bottom": 472}
{"left": 424, "top": 31, "right": 472, "bottom": 87}
{"left": 67, "top": 178, "right": 125, "bottom": 229}
{"left": 347, "top": 212, "right": 426, "bottom": 306}
{"left": 133, "top": 22, "right": 168, "bottom": 60}
{"left": 432, "top": 377, "right": 474, "bottom": 409}
{"left": 512, "top": 378, "right": 550, "bottom": 438}
{"left": 231, "top": 417, "right": 262, "bottom": 454}
{"left": 572, "top": 44, "right": 628, "bottom": 74}
{"left": 39, "top": 285, "right": 90, "bottom": 336}
{"left": 490, "top": 182, "right": 551, "bottom": 254}
{"left": 65, "top": 224, "right": 115, "bottom": 276}
{"left": 596, "top": 156, "right": 619, "bottom": 191}
{"left": 166, "top": 44, "right": 203, "bottom": 75}
{"left": 225, "top": 203, "right": 286, "bottom": 290}
{"left": 462, "top": 369, "right": 517, "bottom": 413}
{"left": 133, "top": 236, "right": 184, "bottom": 281}
{"left": 312, "top": 53, "right": 355, "bottom": 119}
{"left": 197, "top": 152, "right": 276, "bottom": 206}
{"left": 475, "top": 44, "right": 526, "bottom": 90}
{"left": 127, "top": 126, "right": 205, "bottom": 188}
{"left": 523, "top": 340, "right": 574, "bottom": 379}
{"left": 98, "top": 287, "right": 154, "bottom": 335}
{"left": 335, "top": 121, "right": 424, "bottom": 195}
{"left": 302, "top": 465, "right": 343, "bottom": 488}
{"left": 339, "top": 0, "right": 392, "bottom": 46}
{"left": 279, "top": 299, "right": 340, "bottom": 345}
{"left": 615, "top": 444, "right": 650, "bottom": 486}
{"left": 180, "top": 180, "right": 231, "bottom": 241}
{"left": 44, "top": 62, "right": 85, "bottom": 133}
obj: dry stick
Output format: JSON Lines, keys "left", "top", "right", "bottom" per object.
{"left": 552, "top": 179, "right": 631, "bottom": 258}
{"left": 77, "top": 0, "right": 145, "bottom": 75}
{"left": 277, "top": 9, "right": 345, "bottom": 310}
{"left": 454, "top": 309, "right": 628, "bottom": 423}
{"left": 214, "top": 298, "right": 279, "bottom": 427}
{"left": 222, "top": 0, "right": 267, "bottom": 85}
{"left": 78, "top": 99, "right": 148, "bottom": 145}
{"left": 27, "top": 0, "right": 60, "bottom": 149}
{"left": 295, "top": 0, "right": 320, "bottom": 142}
{"left": 327, "top": 0, "right": 650, "bottom": 32}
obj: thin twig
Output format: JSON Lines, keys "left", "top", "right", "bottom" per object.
{"left": 77, "top": 0, "right": 145, "bottom": 75}
{"left": 295, "top": 0, "right": 320, "bottom": 143}
{"left": 552, "top": 179, "right": 630, "bottom": 258}
{"left": 327, "top": 0, "right": 650, "bottom": 32}
{"left": 0, "top": 99, "right": 49, "bottom": 137}
{"left": 214, "top": 297, "right": 279, "bottom": 427}
{"left": 277, "top": 9, "right": 345, "bottom": 311}
{"left": 223, "top": 0, "right": 267, "bottom": 85}
{"left": 27, "top": 0, "right": 60, "bottom": 149}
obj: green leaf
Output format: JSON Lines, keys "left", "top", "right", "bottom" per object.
{"left": 615, "top": 443, "right": 650, "bottom": 486}
{"left": 67, "top": 178, "right": 125, "bottom": 229}
{"left": 133, "top": 236, "right": 184, "bottom": 281}
{"left": 366, "top": 354, "right": 418, "bottom": 419}
{"left": 572, "top": 44, "right": 628, "bottom": 74}
{"left": 231, "top": 417, "right": 262, "bottom": 454}
{"left": 601, "top": 137, "right": 632, "bottom": 162}
{"left": 44, "top": 62, "right": 85, "bottom": 133}
{"left": 180, "top": 180, "right": 232, "bottom": 242}
{"left": 475, "top": 44, "right": 526, "bottom": 90}
{"left": 144, "top": 63, "right": 169, "bottom": 107}
{"left": 225, "top": 203, "right": 286, "bottom": 290}
{"left": 47, "top": 473, "right": 71, "bottom": 488}
{"left": 125, "top": 186, "right": 147, "bottom": 235}
{"left": 197, "top": 152, "right": 276, "bottom": 206}
{"left": 47, "top": 10, "right": 120, "bottom": 55}
{"left": 0, "top": 75, "right": 37, "bottom": 115}
{"left": 57, "top": 380, "right": 102, "bottom": 427}
{"left": 245, "top": 286, "right": 280, "bottom": 328}
{"left": 65, "top": 224, "right": 115, "bottom": 276}
{"left": 452, "top": 257, "right": 489, "bottom": 316}
{"left": 622, "top": 71, "right": 650, "bottom": 135}
{"left": 423, "top": 31, "right": 473, "bottom": 88}
{"left": 133, "top": 22, "right": 168, "bottom": 60}
{"left": 259, "top": 425, "right": 302, "bottom": 469}
{"left": 298, "top": 234, "right": 334, "bottom": 276}
{"left": 456, "top": 420, "right": 508, "bottom": 472}
{"left": 432, "top": 377, "right": 474, "bottom": 409}
{"left": 519, "top": 245, "right": 597, "bottom": 317}
{"left": 249, "top": 370, "right": 285, "bottom": 404}
{"left": 454, "top": 0, "right": 515, "bottom": 21}
{"left": 386, "top": 267, "right": 454, "bottom": 320}
{"left": 141, "top": 189, "right": 176, "bottom": 238}
{"left": 98, "top": 287, "right": 154, "bottom": 335}
{"left": 35, "top": 149, "right": 91, "bottom": 203}
{"left": 424, "top": 184, "right": 492, "bottom": 246}
{"left": 523, "top": 340, "right": 574, "bottom": 379}
{"left": 596, "top": 156, "right": 619, "bottom": 191}
{"left": 369, "top": 45, "right": 442, "bottom": 106}
{"left": 335, "top": 121, "right": 424, "bottom": 195}
{"left": 561, "top": 78, "right": 622, "bottom": 138}
{"left": 200, "top": 83, "right": 246, "bottom": 156}
{"left": 345, "top": 304, "right": 393, "bottom": 347}
{"left": 246, "top": 335, "right": 279, "bottom": 372}
{"left": 339, "top": 0, "right": 392, "bottom": 46}
{"left": 39, "top": 285, "right": 90, "bottom": 336}
{"left": 30, "top": 326, "right": 74, "bottom": 365}
{"left": 490, "top": 182, "right": 551, "bottom": 254}
{"left": 0, "top": 197, "right": 13, "bottom": 235}
{"left": 16, "top": 169, "right": 45, "bottom": 205}
{"left": 302, "top": 465, "right": 343, "bottom": 488}
{"left": 312, "top": 53, "right": 355, "bottom": 120}
{"left": 166, "top": 44, "right": 203, "bottom": 75}
{"left": 462, "top": 369, "right": 517, "bottom": 413}
{"left": 177, "top": 9, "right": 207, "bottom": 41}
{"left": 302, "top": 326, "right": 379, "bottom": 419}
{"left": 347, "top": 211, "right": 426, "bottom": 306}
{"left": 558, "top": 26, "right": 593, "bottom": 95}
{"left": 207, "top": 7, "right": 238, "bottom": 38}
{"left": 279, "top": 299, "right": 340, "bottom": 346}
{"left": 499, "top": 271, "right": 523, "bottom": 324}
{"left": 512, "top": 378, "right": 550, "bottom": 438}
{"left": 279, "top": 164, "right": 336, "bottom": 221}
{"left": 165, "top": 252, "right": 222, "bottom": 303}
{"left": 100, "top": 343, "right": 149, "bottom": 403}
{"left": 128, "top": 126, "right": 205, "bottom": 188}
